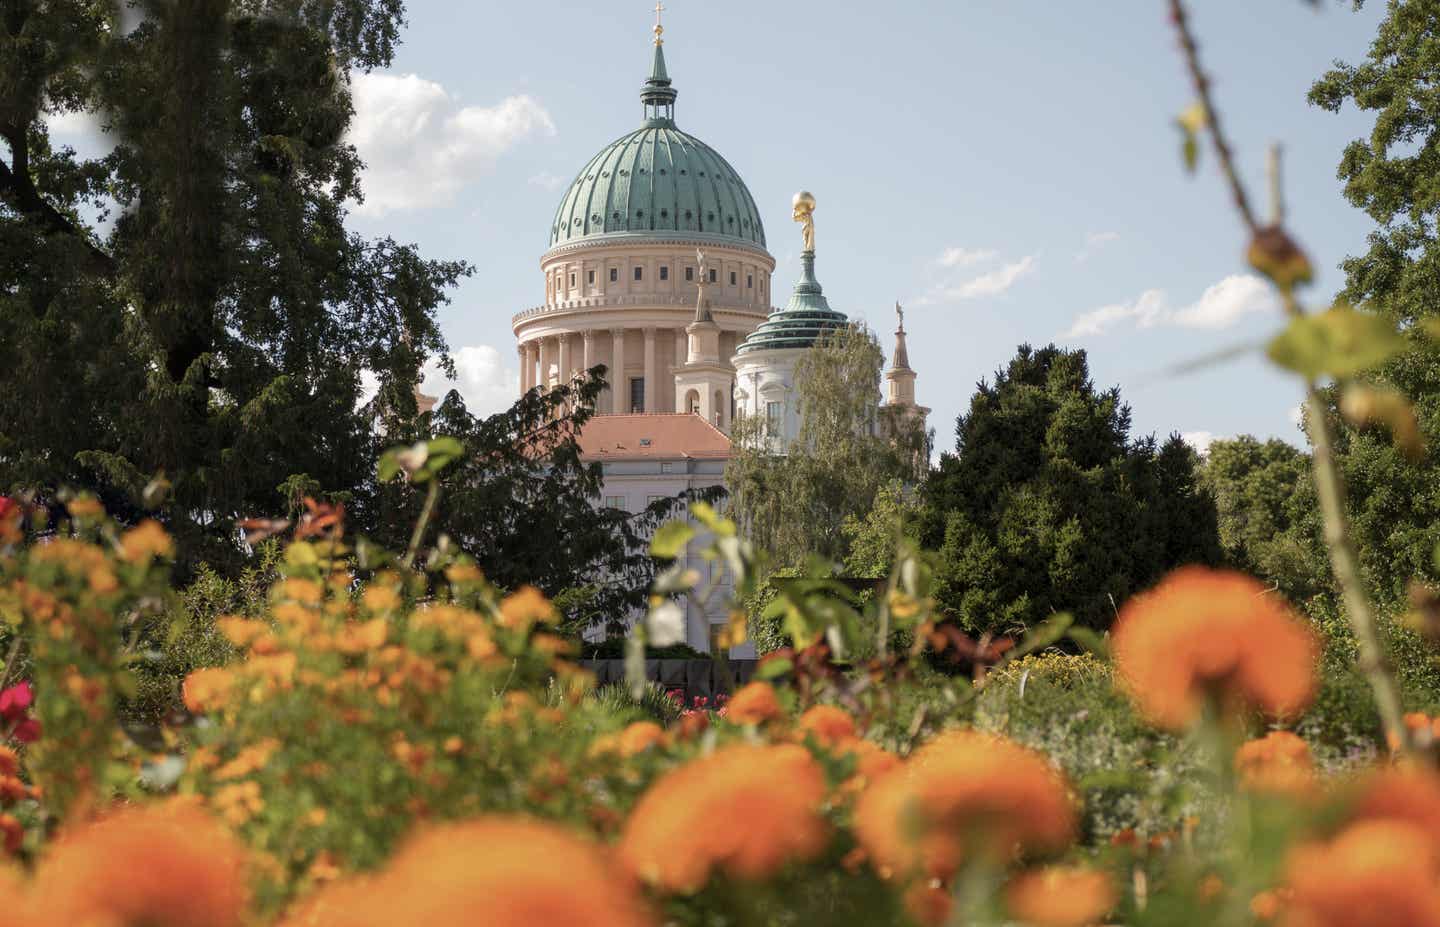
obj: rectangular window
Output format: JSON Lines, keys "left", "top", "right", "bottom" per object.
{"left": 587, "top": 270, "right": 595, "bottom": 285}
{"left": 685, "top": 267, "right": 694, "bottom": 282}
{"left": 709, "top": 269, "right": 718, "bottom": 283}
{"left": 569, "top": 273, "right": 576, "bottom": 287}
{"left": 633, "top": 266, "right": 643, "bottom": 282}
{"left": 660, "top": 461, "right": 673, "bottom": 473}
{"left": 659, "top": 266, "right": 669, "bottom": 281}
{"left": 730, "top": 271, "right": 737, "bottom": 286}
{"left": 630, "top": 377, "right": 645, "bottom": 413}
{"left": 609, "top": 267, "right": 618, "bottom": 283}
{"left": 747, "top": 274, "right": 753, "bottom": 288}
{"left": 765, "top": 401, "right": 781, "bottom": 435}
{"left": 604, "top": 495, "right": 626, "bottom": 510}
{"left": 708, "top": 623, "right": 726, "bottom": 655}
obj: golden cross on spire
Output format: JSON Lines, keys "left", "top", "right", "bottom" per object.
{"left": 653, "top": 1, "right": 665, "bottom": 45}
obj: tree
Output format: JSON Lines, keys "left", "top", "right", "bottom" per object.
{"left": 920, "top": 344, "right": 1220, "bottom": 632}
{"left": 359, "top": 370, "right": 700, "bottom": 632}
{"left": 726, "top": 324, "right": 926, "bottom": 568}
{"left": 0, "top": 1, "right": 465, "bottom": 568}
{"left": 1307, "top": 2, "right": 1440, "bottom": 604}
{"left": 1198, "top": 436, "right": 1329, "bottom": 604}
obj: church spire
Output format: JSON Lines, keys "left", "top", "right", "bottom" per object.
{"left": 891, "top": 301, "right": 911, "bottom": 370}
{"left": 641, "top": 3, "right": 677, "bottom": 124}
{"left": 887, "top": 301, "right": 918, "bottom": 408}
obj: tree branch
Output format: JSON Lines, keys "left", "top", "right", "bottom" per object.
{"left": 0, "top": 124, "right": 117, "bottom": 277}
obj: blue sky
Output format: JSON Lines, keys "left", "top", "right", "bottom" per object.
{"left": 177, "top": 2, "right": 1407, "bottom": 451}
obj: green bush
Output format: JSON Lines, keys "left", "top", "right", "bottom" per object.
{"left": 974, "top": 652, "right": 1210, "bottom": 843}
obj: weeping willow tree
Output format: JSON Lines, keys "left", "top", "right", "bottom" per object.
{"left": 726, "top": 323, "right": 928, "bottom": 568}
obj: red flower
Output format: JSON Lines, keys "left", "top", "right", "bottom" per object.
{"left": 0, "top": 683, "right": 32, "bottom": 722}
{"left": 0, "top": 498, "right": 13, "bottom": 520}
{"left": 11, "top": 719, "right": 40, "bottom": 744}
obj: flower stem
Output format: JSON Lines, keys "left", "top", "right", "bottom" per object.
{"left": 1167, "top": 0, "right": 1409, "bottom": 755}
{"left": 402, "top": 480, "right": 441, "bottom": 572}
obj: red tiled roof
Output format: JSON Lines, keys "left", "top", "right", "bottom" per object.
{"left": 577, "top": 413, "right": 731, "bottom": 461}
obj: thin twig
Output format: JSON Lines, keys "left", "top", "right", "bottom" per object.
{"left": 0, "top": 636, "right": 23, "bottom": 694}
{"left": 1168, "top": 0, "right": 1260, "bottom": 233}
{"left": 1167, "top": 0, "right": 1409, "bottom": 753}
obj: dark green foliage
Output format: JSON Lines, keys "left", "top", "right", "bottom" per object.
{"left": 0, "top": 1, "right": 466, "bottom": 569}
{"left": 360, "top": 370, "right": 710, "bottom": 632}
{"left": 577, "top": 639, "right": 708, "bottom": 661}
{"left": 1199, "top": 436, "right": 1329, "bottom": 603}
{"left": 921, "top": 344, "right": 1222, "bottom": 632}
{"left": 1308, "top": 1, "right": 1440, "bottom": 604}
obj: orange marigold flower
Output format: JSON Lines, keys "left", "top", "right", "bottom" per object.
{"left": 618, "top": 721, "right": 667, "bottom": 758}
{"left": 182, "top": 667, "right": 236, "bottom": 714}
{"left": 0, "top": 814, "right": 22, "bottom": 854}
{"left": 726, "top": 682, "right": 782, "bottom": 725}
{"left": 1235, "top": 731, "right": 1315, "bottom": 797}
{"left": 1250, "top": 888, "right": 1290, "bottom": 921}
{"left": 1283, "top": 819, "right": 1440, "bottom": 927}
{"left": 0, "top": 777, "right": 27, "bottom": 805}
{"left": 854, "top": 730, "right": 1076, "bottom": 882}
{"left": 619, "top": 743, "right": 829, "bottom": 893}
{"left": 1005, "top": 866, "right": 1116, "bottom": 927}
{"left": 0, "top": 747, "right": 17, "bottom": 778}
{"left": 281, "top": 817, "right": 652, "bottom": 927}
{"left": 29, "top": 803, "right": 249, "bottom": 927}
{"left": 1346, "top": 765, "right": 1440, "bottom": 842}
{"left": 360, "top": 584, "right": 402, "bottom": 614}
{"left": 1111, "top": 567, "right": 1318, "bottom": 730}
{"left": 120, "top": 519, "right": 173, "bottom": 563}
{"left": 903, "top": 882, "right": 952, "bottom": 927}
{"left": 498, "top": 586, "right": 557, "bottom": 630}
{"left": 798, "top": 704, "right": 856, "bottom": 747}
{"left": 333, "top": 618, "right": 388, "bottom": 655}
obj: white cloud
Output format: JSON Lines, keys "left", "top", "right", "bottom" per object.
{"left": 421, "top": 344, "right": 517, "bottom": 416}
{"left": 1181, "top": 431, "right": 1220, "bottom": 455}
{"left": 1075, "top": 230, "right": 1120, "bottom": 263}
{"left": 528, "top": 171, "right": 566, "bottom": 191}
{"left": 1171, "top": 275, "right": 1278, "bottom": 329}
{"left": 919, "top": 255, "right": 1038, "bottom": 305}
{"left": 936, "top": 246, "right": 998, "bottom": 268}
{"left": 1061, "top": 274, "right": 1277, "bottom": 338}
{"left": 349, "top": 73, "right": 555, "bottom": 215}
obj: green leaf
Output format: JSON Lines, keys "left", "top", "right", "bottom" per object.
{"left": 424, "top": 436, "right": 464, "bottom": 475}
{"left": 756, "top": 657, "right": 793, "bottom": 680}
{"left": 1068, "top": 627, "right": 1110, "bottom": 659}
{"left": 1266, "top": 304, "right": 1408, "bottom": 380}
{"left": 377, "top": 448, "right": 404, "bottom": 483}
{"left": 1012, "top": 613, "right": 1074, "bottom": 659}
{"left": 650, "top": 520, "right": 695, "bottom": 559}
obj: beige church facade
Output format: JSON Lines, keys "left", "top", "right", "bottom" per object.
{"left": 508, "top": 15, "right": 927, "bottom": 653}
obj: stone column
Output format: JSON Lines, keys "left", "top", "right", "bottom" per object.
{"left": 525, "top": 341, "right": 539, "bottom": 392}
{"left": 558, "top": 333, "right": 573, "bottom": 386}
{"left": 611, "top": 328, "right": 627, "bottom": 413}
{"left": 643, "top": 327, "right": 657, "bottom": 413}
{"left": 674, "top": 328, "right": 687, "bottom": 367}
{"left": 581, "top": 329, "right": 595, "bottom": 379}
{"left": 517, "top": 344, "right": 527, "bottom": 393}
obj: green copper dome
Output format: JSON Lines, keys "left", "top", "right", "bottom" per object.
{"left": 547, "top": 44, "right": 766, "bottom": 251}
{"left": 735, "top": 251, "right": 848, "bottom": 354}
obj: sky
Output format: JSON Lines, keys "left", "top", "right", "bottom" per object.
{"left": 52, "top": 0, "right": 1392, "bottom": 455}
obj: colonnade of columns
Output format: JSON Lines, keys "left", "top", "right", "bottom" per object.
{"left": 519, "top": 327, "right": 686, "bottom": 415}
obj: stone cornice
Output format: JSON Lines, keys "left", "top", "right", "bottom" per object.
{"left": 513, "top": 294, "right": 772, "bottom": 329}
{"left": 539, "top": 232, "right": 775, "bottom": 267}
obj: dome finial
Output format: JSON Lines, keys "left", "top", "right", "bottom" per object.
{"left": 792, "top": 191, "right": 816, "bottom": 253}
{"left": 641, "top": 3, "right": 677, "bottom": 124}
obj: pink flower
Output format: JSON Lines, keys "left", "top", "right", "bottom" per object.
{"left": 10, "top": 718, "right": 39, "bottom": 744}
{"left": 0, "top": 683, "right": 32, "bottom": 722}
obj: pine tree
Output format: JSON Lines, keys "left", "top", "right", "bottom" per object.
{"left": 921, "top": 344, "right": 1221, "bottom": 632}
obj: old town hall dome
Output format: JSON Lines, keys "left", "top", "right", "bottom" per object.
{"left": 547, "top": 42, "right": 766, "bottom": 251}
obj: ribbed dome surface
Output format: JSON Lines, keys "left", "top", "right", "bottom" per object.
{"left": 736, "top": 252, "right": 847, "bottom": 354}
{"left": 549, "top": 123, "right": 766, "bottom": 249}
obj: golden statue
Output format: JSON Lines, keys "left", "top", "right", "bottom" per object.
{"left": 792, "top": 190, "right": 816, "bottom": 252}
